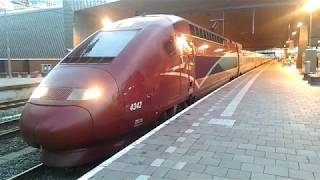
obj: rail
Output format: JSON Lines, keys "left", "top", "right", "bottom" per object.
{"left": 0, "top": 99, "right": 28, "bottom": 110}
{"left": 0, "top": 118, "right": 20, "bottom": 139}
{"left": 8, "top": 163, "right": 45, "bottom": 180}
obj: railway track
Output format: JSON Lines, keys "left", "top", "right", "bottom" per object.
{"left": 0, "top": 99, "right": 28, "bottom": 110}
{"left": 0, "top": 118, "right": 20, "bottom": 139}
{"left": 8, "top": 163, "right": 44, "bottom": 180}
{"left": 7, "top": 161, "right": 101, "bottom": 180}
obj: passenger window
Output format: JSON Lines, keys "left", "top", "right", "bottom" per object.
{"left": 190, "top": 25, "right": 195, "bottom": 35}
{"left": 201, "top": 29, "right": 205, "bottom": 39}
{"left": 206, "top": 31, "right": 209, "bottom": 39}
{"left": 164, "top": 39, "right": 176, "bottom": 55}
{"left": 195, "top": 27, "right": 200, "bottom": 37}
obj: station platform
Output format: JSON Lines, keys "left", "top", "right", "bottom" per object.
{"left": 80, "top": 62, "right": 320, "bottom": 180}
{"left": 0, "top": 78, "right": 42, "bottom": 91}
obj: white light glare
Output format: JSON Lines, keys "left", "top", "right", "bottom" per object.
{"left": 214, "top": 48, "right": 224, "bottom": 52}
{"left": 30, "top": 87, "right": 48, "bottom": 99}
{"left": 82, "top": 87, "right": 102, "bottom": 100}
{"left": 198, "top": 44, "right": 209, "bottom": 50}
{"left": 304, "top": 0, "right": 320, "bottom": 12}
{"left": 102, "top": 18, "right": 113, "bottom": 30}
{"left": 176, "top": 35, "right": 187, "bottom": 51}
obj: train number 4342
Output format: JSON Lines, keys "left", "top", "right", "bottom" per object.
{"left": 129, "top": 101, "right": 142, "bottom": 111}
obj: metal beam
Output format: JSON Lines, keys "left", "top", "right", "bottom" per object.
{"left": 178, "top": 0, "right": 300, "bottom": 14}
{"left": 252, "top": 8, "right": 255, "bottom": 35}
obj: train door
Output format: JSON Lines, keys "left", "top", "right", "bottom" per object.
{"left": 236, "top": 44, "right": 240, "bottom": 76}
{"left": 186, "top": 42, "right": 196, "bottom": 96}
{"left": 179, "top": 39, "right": 195, "bottom": 100}
{"left": 122, "top": 72, "right": 152, "bottom": 129}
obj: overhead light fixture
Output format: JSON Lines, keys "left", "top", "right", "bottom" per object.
{"left": 214, "top": 48, "right": 224, "bottom": 52}
{"left": 102, "top": 17, "right": 113, "bottom": 30}
{"left": 297, "top": 22, "right": 303, "bottom": 27}
{"left": 304, "top": 0, "right": 320, "bottom": 12}
{"left": 198, "top": 44, "right": 209, "bottom": 50}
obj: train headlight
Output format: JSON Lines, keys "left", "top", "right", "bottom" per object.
{"left": 67, "top": 87, "right": 102, "bottom": 100}
{"left": 82, "top": 88, "right": 101, "bottom": 100}
{"left": 30, "top": 87, "right": 48, "bottom": 99}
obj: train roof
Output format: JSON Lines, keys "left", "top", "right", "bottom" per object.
{"left": 109, "top": 14, "right": 232, "bottom": 44}
{"left": 108, "top": 15, "right": 180, "bottom": 30}
{"left": 146, "top": 15, "right": 227, "bottom": 39}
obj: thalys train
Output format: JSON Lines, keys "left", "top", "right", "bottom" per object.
{"left": 20, "top": 15, "right": 270, "bottom": 166}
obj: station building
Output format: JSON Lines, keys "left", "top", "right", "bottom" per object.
{"left": 0, "top": 6, "right": 64, "bottom": 76}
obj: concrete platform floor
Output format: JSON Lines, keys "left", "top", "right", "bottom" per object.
{"left": 81, "top": 62, "right": 320, "bottom": 180}
{"left": 0, "top": 78, "right": 42, "bottom": 88}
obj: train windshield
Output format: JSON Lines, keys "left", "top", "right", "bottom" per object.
{"left": 63, "top": 30, "right": 138, "bottom": 63}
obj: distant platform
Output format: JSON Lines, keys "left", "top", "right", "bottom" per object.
{"left": 309, "top": 74, "right": 320, "bottom": 86}
{"left": 0, "top": 78, "right": 42, "bottom": 91}
{"left": 81, "top": 62, "right": 320, "bottom": 180}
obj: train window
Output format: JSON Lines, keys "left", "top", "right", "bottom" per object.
{"left": 200, "top": 29, "right": 205, "bottom": 39}
{"left": 197, "top": 28, "right": 201, "bottom": 37}
{"left": 194, "top": 27, "right": 197, "bottom": 36}
{"left": 190, "top": 25, "right": 195, "bottom": 35}
{"left": 164, "top": 39, "right": 176, "bottom": 55}
{"left": 193, "top": 27, "right": 197, "bottom": 36}
{"left": 197, "top": 29, "right": 201, "bottom": 38}
{"left": 63, "top": 30, "right": 138, "bottom": 63}
{"left": 220, "top": 37, "right": 223, "bottom": 44}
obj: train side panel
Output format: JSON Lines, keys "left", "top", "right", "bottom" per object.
{"left": 189, "top": 39, "right": 238, "bottom": 97}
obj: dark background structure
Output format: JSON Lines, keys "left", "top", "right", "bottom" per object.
{"left": 0, "top": 0, "right": 319, "bottom": 73}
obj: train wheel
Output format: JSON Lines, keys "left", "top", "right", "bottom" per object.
{"left": 167, "top": 105, "right": 177, "bottom": 118}
{"left": 177, "top": 102, "right": 188, "bottom": 112}
{"left": 187, "top": 96, "right": 196, "bottom": 106}
{"left": 155, "top": 111, "right": 168, "bottom": 126}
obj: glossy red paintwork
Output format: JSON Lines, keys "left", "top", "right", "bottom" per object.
{"left": 20, "top": 15, "right": 270, "bottom": 166}
{"left": 21, "top": 104, "right": 93, "bottom": 150}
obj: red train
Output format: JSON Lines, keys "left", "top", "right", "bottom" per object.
{"left": 20, "top": 15, "right": 270, "bottom": 167}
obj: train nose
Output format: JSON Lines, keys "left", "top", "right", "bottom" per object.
{"left": 20, "top": 66, "right": 120, "bottom": 150}
{"left": 20, "top": 103, "right": 93, "bottom": 150}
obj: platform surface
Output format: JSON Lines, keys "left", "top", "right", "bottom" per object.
{"left": 81, "top": 62, "right": 320, "bottom": 180}
{"left": 0, "top": 78, "right": 42, "bottom": 89}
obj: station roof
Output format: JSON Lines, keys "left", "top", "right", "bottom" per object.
{"left": 78, "top": 0, "right": 300, "bottom": 15}
{"left": 76, "top": 0, "right": 302, "bottom": 50}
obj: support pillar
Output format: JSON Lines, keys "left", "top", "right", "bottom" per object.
{"left": 297, "top": 22, "right": 308, "bottom": 69}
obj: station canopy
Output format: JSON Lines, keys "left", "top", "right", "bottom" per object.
{"left": 76, "top": 0, "right": 302, "bottom": 50}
